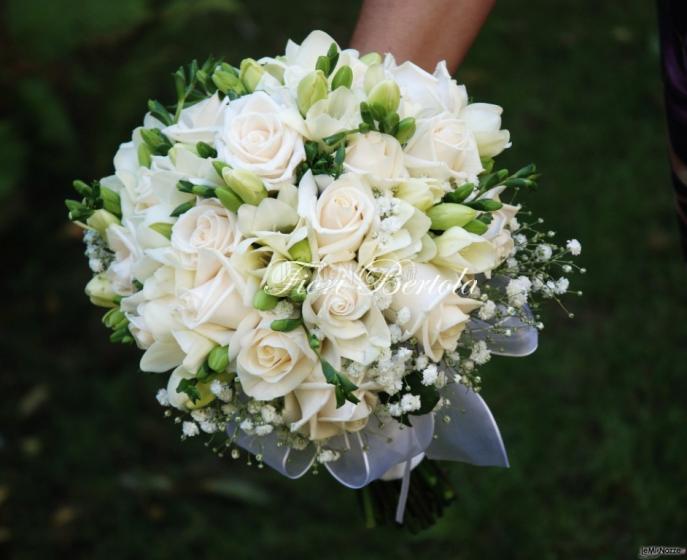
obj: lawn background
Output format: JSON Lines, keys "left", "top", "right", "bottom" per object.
{"left": 0, "top": 1, "right": 685, "bottom": 558}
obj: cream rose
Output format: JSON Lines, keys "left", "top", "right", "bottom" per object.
{"left": 171, "top": 200, "right": 240, "bottom": 270}
{"left": 177, "top": 258, "right": 253, "bottom": 331}
{"left": 297, "top": 171, "right": 376, "bottom": 262}
{"left": 389, "top": 263, "right": 480, "bottom": 361}
{"left": 432, "top": 226, "right": 499, "bottom": 275}
{"left": 405, "top": 113, "right": 483, "bottom": 182}
{"left": 344, "top": 132, "right": 408, "bottom": 185}
{"left": 217, "top": 91, "right": 305, "bottom": 185}
{"left": 235, "top": 318, "right": 319, "bottom": 400}
{"left": 283, "top": 373, "right": 378, "bottom": 440}
{"left": 303, "top": 262, "right": 390, "bottom": 364}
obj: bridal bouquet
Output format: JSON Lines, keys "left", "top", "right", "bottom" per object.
{"left": 66, "top": 31, "right": 583, "bottom": 530}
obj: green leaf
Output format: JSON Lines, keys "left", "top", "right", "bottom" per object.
{"left": 147, "top": 100, "right": 174, "bottom": 127}
{"left": 177, "top": 378, "right": 200, "bottom": 403}
{"left": 170, "top": 200, "right": 195, "bottom": 217}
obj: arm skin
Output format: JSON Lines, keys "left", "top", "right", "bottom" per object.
{"left": 350, "top": 0, "right": 495, "bottom": 73}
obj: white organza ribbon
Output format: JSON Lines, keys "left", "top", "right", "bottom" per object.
{"left": 467, "top": 303, "right": 539, "bottom": 357}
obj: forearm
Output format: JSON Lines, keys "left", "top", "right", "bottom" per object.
{"left": 350, "top": 0, "right": 495, "bottom": 73}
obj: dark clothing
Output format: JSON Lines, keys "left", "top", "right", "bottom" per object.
{"left": 658, "top": 0, "right": 687, "bottom": 259}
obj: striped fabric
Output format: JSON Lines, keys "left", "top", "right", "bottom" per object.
{"left": 658, "top": 0, "right": 687, "bottom": 259}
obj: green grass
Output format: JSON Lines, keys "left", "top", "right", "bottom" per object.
{"left": 1, "top": 1, "right": 685, "bottom": 558}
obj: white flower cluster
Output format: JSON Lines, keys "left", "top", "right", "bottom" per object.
{"left": 69, "top": 30, "right": 580, "bottom": 464}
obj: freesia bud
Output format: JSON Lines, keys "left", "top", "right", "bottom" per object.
{"left": 427, "top": 203, "right": 478, "bottom": 230}
{"left": 297, "top": 70, "right": 329, "bottom": 116}
{"left": 253, "top": 287, "right": 280, "bottom": 311}
{"left": 331, "top": 65, "right": 353, "bottom": 90}
{"left": 368, "top": 80, "right": 400, "bottom": 117}
{"left": 288, "top": 239, "right": 312, "bottom": 263}
{"left": 215, "top": 187, "right": 242, "bottom": 213}
{"left": 207, "top": 345, "right": 229, "bottom": 373}
{"left": 265, "top": 261, "right": 310, "bottom": 297}
{"left": 239, "top": 58, "right": 265, "bottom": 93}
{"left": 137, "top": 143, "right": 152, "bottom": 168}
{"left": 100, "top": 186, "right": 122, "bottom": 217}
{"left": 85, "top": 274, "right": 117, "bottom": 308}
{"left": 86, "top": 209, "right": 120, "bottom": 237}
{"left": 221, "top": 168, "right": 267, "bottom": 206}
{"left": 212, "top": 64, "right": 246, "bottom": 96}
{"left": 395, "top": 117, "right": 416, "bottom": 144}
{"left": 360, "top": 52, "right": 382, "bottom": 66}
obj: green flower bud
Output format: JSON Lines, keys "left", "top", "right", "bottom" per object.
{"left": 86, "top": 209, "right": 120, "bottom": 236}
{"left": 137, "top": 143, "right": 152, "bottom": 168}
{"left": 395, "top": 117, "right": 416, "bottom": 144}
{"left": 100, "top": 186, "right": 121, "bottom": 217}
{"left": 270, "top": 318, "right": 303, "bottom": 332}
{"left": 72, "top": 180, "right": 92, "bottom": 198}
{"left": 265, "top": 261, "right": 310, "bottom": 297}
{"left": 427, "top": 203, "right": 478, "bottom": 230}
{"left": 140, "top": 128, "right": 172, "bottom": 156}
{"left": 191, "top": 184, "right": 216, "bottom": 198}
{"left": 443, "top": 182, "right": 475, "bottom": 203}
{"left": 212, "top": 64, "right": 246, "bottom": 95}
{"left": 196, "top": 141, "right": 217, "bottom": 159}
{"left": 297, "top": 70, "right": 329, "bottom": 116}
{"left": 212, "top": 160, "right": 231, "bottom": 178}
{"left": 221, "top": 168, "right": 267, "bottom": 205}
{"left": 85, "top": 274, "right": 117, "bottom": 308}
{"left": 149, "top": 222, "right": 173, "bottom": 240}
{"left": 288, "top": 238, "right": 312, "bottom": 263}
{"left": 463, "top": 219, "right": 489, "bottom": 235}
{"left": 360, "top": 52, "right": 382, "bottom": 66}
{"left": 289, "top": 285, "right": 307, "bottom": 303}
{"left": 368, "top": 80, "right": 400, "bottom": 117}
{"left": 331, "top": 65, "right": 353, "bottom": 90}
{"left": 207, "top": 345, "right": 230, "bottom": 373}
{"left": 239, "top": 58, "right": 265, "bottom": 93}
{"left": 253, "top": 287, "right": 280, "bottom": 311}
{"left": 102, "top": 308, "right": 125, "bottom": 328}
{"left": 215, "top": 187, "right": 242, "bottom": 213}
{"left": 466, "top": 199, "right": 503, "bottom": 212}
{"left": 65, "top": 199, "right": 92, "bottom": 222}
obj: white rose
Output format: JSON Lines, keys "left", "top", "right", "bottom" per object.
{"left": 298, "top": 171, "right": 376, "bottom": 263}
{"left": 460, "top": 103, "right": 511, "bottom": 158}
{"left": 389, "top": 263, "right": 480, "bottom": 361}
{"left": 177, "top": 255, "right": 254, "bottom": 331}
{"left": 303, "top": 262, "right": 390, "bottom": 364}
{"left": 305, "top": 87, "right": 362, "bottom": 142}
{"left": 432, "top": 227, "right": 499, "bottom": 274}
{"left": 344, "top": 132, "right": 408, "bottom": 185}
{"left": 171, "top": 200, "right": 241, "bottom": 270}
{"left": 235, "top": 318, "right": 319, "bottom": 400}
{"left": 284, "top": 377, "right": 378, "bottom": 440}
{"left": 405, "top": 113, "right": 483, "bottom": 182}
{"left": 391, "top": 60, "right": 467, "bottom": 118}
{"left": 358, "top": 196, "right": 431, "bottom": 268}
{"left": 217, "top": 91, "right": 305, "bottom": 185}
